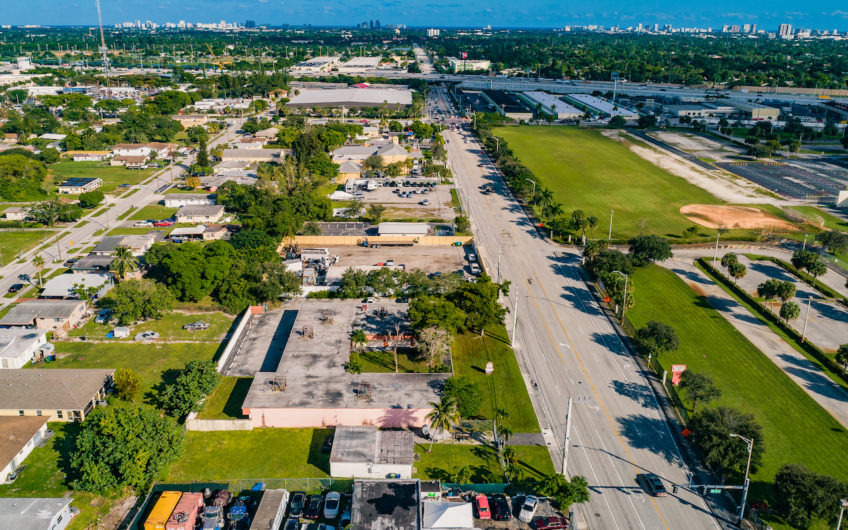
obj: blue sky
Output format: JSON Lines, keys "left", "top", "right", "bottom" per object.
{"left": 6, "top": 0, "right": 848, "bottom": 31}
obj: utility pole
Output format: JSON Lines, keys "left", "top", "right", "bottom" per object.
{"left": 802, "top": 233, "right": 808, "bottom": 251}
{"left": 801, "top": 296, "right": 812, "bottom": 343}
{"left": 837, "top": 498, "right": 848, "bottom": 530}
{"left": 562, "top": 396, "right": 573, "bottom": 477}
{"left": 713, "top": 231, "right": 721, "bottom": 263}
{"left": 730, "top": 434, "right": 754, "bottom": 526}
{"left": 510, "top": 295, "right": 518, "bottom": 346}
{"left": 608, "top": 209, "right": 614, "bottom": 241}
{"left": 496, "top": 244, "right": 502, "bottom": 283}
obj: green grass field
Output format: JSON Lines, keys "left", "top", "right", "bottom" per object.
{"left": 196, "top": 377, "right": 253, "bottom": 419}
{"left": 453, "top": 324, "right": 540, "bottom": 433}
{"left": 67, "top": 311, "right": 235, "bottom": 342}
{"left": 493, "top": 127, "right": 730, "bottom": 240}
{"left": 48, "top": 161, "right": 155, "bottom": 194}
{"left": 167, "top": 429, "right": 332, "bottom": 482}
{"left": 414, "top": 443, "right": 554, "bottom": 483}
{"left": 626, "top": 265, "right": 848, "bottom": 502}
{"left": 359, "top": 349, "right": 432, "bottom": 373}
{"left": 0, "top": 230, "right": 53, "bottom": 265}
{"left": 129, "top": 203, "right": 178, "bottom": 221}
{"left": 29, "top": 341, "right": 220, "bottom": 402}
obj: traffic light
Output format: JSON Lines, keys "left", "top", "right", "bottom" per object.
{"left": 672, "top": 484, "right": 679, "bottom": 494}
{"left": 699, "top": 486, "right": 707, "bottom": 496}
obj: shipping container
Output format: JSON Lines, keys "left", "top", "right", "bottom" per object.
{"left": 249, "top": 489, "right": 290, "bottom": 530}
{"left": 144, "top": 491, "right": 182, "bottom": 530}
{"left": 166, "top": 492, "right": 204, "bottom": 530}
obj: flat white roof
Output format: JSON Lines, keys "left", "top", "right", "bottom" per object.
{"left": 377, "top": 222, "right": 430, "bottom": 236}
{"left": 0, "top": 497, "right": 74, "bottom": 530}
{"left": 287, "top": 88, "right": 413, "bottom": 107}
{"left": 566, "top": 93, "right": 638, "bottom": 118}
{"left": 521, "top": 91, "right": 582, "bottom": 116}
{"left": 341, "top": 56, "right": 382, "bottom": 68}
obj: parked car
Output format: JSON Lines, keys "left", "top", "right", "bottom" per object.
{"left": 7, "top": 465, "right": 25, "bottom": 482}
{"left": 7, "top": 283, "right": 25, "bottom": 293}
{"left": 201, "top": 505, "right": 224, "bottom": 530}
{"left": 324, "top": 491, "right": 341, "bottom": 519}
{"left": 474, "top": 494, "right": 491, "bottom": 520}
{"left": 154, "top": 219, "right": 175, "bottom": 227}
{"left": 491, "top": 494, "right": 512, "bottom": 520}
{"left": 534, "top": 516, "right": 569, "bottom": 529}
{"left": 467, "top": 253, "right": 477, "bottom": 262}
{"left": 321, "top": 434, "right": 334, "bottom": 453}
{"left": 133, "top": 221, "right": 153, "bottom": 227}
{"left": 305, "top": 494, "right": 323, "bottom": 519}
{"left": 183, "top": 321, "right": 210, "bottom": 331}
{"left": 94, "top": 309, "right": 111, "bottom": 324}
{"left": 289, "top": 492, "right": 306, "bottom": 518}
{"left": 134, "top": 331, "right": 159, "bottom": 341}
{"left": 317, "top": 525, "right": 335, "bottom": 530}
{"left": 339, "top": 508, "right": 351, "bottom": 528}
{"left": 637, "top": 473, "right": 668, "bottom": 497}
{"left": 282, "top": 519, "right": 299, "bottom": 530}
{"left": 518, "top": 495, "right": 539, "bottom": 523}
{"left": 63, "top": 258, "right": 78, "bottom": 267}
{"left": 385, "top": 259, "right": 395, "bottom": 266}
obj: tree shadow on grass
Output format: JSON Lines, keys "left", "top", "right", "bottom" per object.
{"left": 54, "top": 422, "right": 83, "bottom": 489}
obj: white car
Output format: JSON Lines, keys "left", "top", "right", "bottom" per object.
{"left": 518, "top": 495, "right": 538, "bottom": 523}
{"left": 323, "top": 492, "right": 341, "bottom": 519}
{"left": 133, "top": 221, "right": 153, "bottom": 227}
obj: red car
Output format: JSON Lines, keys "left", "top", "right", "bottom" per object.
{"left": 474, "top": 494, "right": 491, "bottom": 520}
{"left": 534, "top": 516, "right": 569, "bottom": 529}
{"left": 154, "top": 219, "right": 175, "bottom": 227}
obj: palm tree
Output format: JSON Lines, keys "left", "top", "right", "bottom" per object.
{"left": 32, "top": 255, "right": 45, "bottom": 286}
{"left": 109, "top": 246, "right": 139, "bottom": 282}
{"left": 453, "top": 465, "right": 472, "bottom": 484}
{"left": 836, "top": 344, "right": 848, "bottom": 374}
{"left": 425, "top": 396, "right": 460, "bottom": 452}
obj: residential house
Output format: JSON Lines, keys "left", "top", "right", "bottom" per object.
{"left": 203, "top": 224, "right": 231, "bottom": 241}
{"left": 2, "top": 133, "right": 18, "bottom": 144}
{"left": 337, "top": 161, "right": 362, "bottom": 183}
{"left": 68, "top": 151, "right": 110, "bottom": 162}
{"left": 168, "top": 226, "right": 207, "bottom": 243}
{"left": 0, "top": 416, "right": 49, "bottom": 482}
{"left": 110, "top": 155, "right": 148, "bottom": 169}
{"left": 254, "top": 127, "right": 280, "bottom": 140}
{"left": 0, "top": 497, "right": 75, "bottom": 530}
{"left": 0, "top": 300, "right": 87, "bottom": 332}
{"left": 0, "top": 368, "right": 114, "bottom": 421}
{"left": 236, "top": 136, "right": 268, "bottom": 149}
{"left": 57, "top": 177, "right": 102, "bottom": 195}
{"left": 90, "top": 234, "right": 155, "bottom": 257}
{"left": 0, "top": 329, "right": 48, "bottom": 369}
{"left": 175, "top": 204, "right": 225, "bottom": 224}
{"left": 39, "top": 273, "right": 113, "bottom": 300}
{"left": 3, "top": 207, "right": 27, "bottom": 221}
{"left": 112, "top": 142, "right": 177, "bottom": 158}
{"left": 163, "top": 193, "right": 217, "bottom": 208}
{"left": 69, "top": 254, "right": 113, "bottom": 274}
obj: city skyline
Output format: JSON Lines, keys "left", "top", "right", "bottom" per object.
{"left": 4, "top": 0, "right": 848, "bottom": 32}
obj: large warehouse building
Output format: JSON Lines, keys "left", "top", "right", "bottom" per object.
{"left": 518, "top": 91, "right": 583, "bottom": 120}
{"left": 286, "top": 87, "right": 413, "bottom": 108}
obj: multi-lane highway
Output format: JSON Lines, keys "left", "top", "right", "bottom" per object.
{"left": 0, "top": 119, "right": 245, "bottom": 305}
{"left": 432, "top": 87, "right": 730, "bottom": 529}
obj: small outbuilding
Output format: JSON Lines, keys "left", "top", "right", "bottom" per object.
{"left": 112, "top": 327, "right": 130, "bottom": 339}
{"left": 329, "top": 426, "right": 415, "bottom": 479}
{"left": 0, "top": 497, "right": 75, "bottom": 530}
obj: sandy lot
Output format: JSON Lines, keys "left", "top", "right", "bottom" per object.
{"left": 602, "top": 130, "right": 785, "bottom": 205}
{"left": 650, "top": 130, "right": 745, "bottom": 161}
{"left": 680, "top": 204, "right": 798, "bottom": 231}
{"left": 327, "top": 244, "right": 469, "bottom": 273}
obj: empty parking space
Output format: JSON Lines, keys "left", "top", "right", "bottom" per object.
{"left": 718, "top": 160, "right": 848, "bottom": 200}
{"left": 326, "top": 245, "right": 469, "bottom": 274}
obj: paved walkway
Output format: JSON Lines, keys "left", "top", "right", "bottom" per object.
{"left": 662, "top": 256, "right": 848, "bottom": 430}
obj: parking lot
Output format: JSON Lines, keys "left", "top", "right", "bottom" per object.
{"left": 717, "top": 159, "right": 848, "bottom": 200}
{"left": 358, "top": 184, "right": 456, "bottom": 221}
{"left": 326, "top": 244, "right": 470, "bottom": 274}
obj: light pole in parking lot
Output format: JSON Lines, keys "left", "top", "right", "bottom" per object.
{"left": 729, "top": 433, "right": 754, "bottom": 526}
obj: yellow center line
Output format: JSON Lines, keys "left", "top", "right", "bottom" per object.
{"left": 469, "top": 157, "right": 670, "bottom": 530}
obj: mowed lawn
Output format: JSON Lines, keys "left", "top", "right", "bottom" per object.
{"left": 414, "top": 443, "right": 554, "bottom": 483}
{"left": 493, "top": 127, "right": 722, "bottom": 240}
{"left": 0, "top": 230, "right": 53, "bottom": 265}
{"left": 49, "top": 161, "right": 155, "bottom": 194}
{"left": 167, "top": 429, "right": 333, "bottom": 482}
{"left": 129, "top": 203, "right": 178, "bottom": 221}
{"left": 626, "top": 265, "right": 848, "bottom": 500}
{"left": 196, "top": 377, "right": 252, "bottom": 419}
{"left": 67, "top": 311, "right": 235, "bottom": 342}
{"left": 453, "top": 324, "right": 540, "bottom": 433}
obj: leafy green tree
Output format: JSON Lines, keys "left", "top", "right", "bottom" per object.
{"left": 113, "top": 368, "right": 142, "bottom": 402}
{"left": 425, "top": 396, "right": 460, "bottom": 452}
{"left": 363, "top": 154, "right": 384, "bottom": 171}
{"left": 408, "top": 295, "right": 467, "bottom": 333}
{"left": 443, "top": 376, "right": 482, "bottom": 419}
{"left": 816, "top": 231, "right": 848, "bottom": 254}
{"left": 196, "top": 136, "right": 210, "bottom": 168}
{"left": 584, "top": 249, "right": 633, "bottom": 278}
{"left": 690, "top": 406, "right": 763, "bottom": 475}
{"left": 780, "top": 301, "right": 801, "bottom": 324}
{"left": 70, "top": 405, "right": 184, "bottom": 494}
{"left": 78, "top": 190, "right": 104, "bottom": 209}
{"left": 636, "top": 321, "right": 679, "bottom": 357}
{"left": 0, "top": 154, "right": 48, "bottom": 202}
{"left": 109, "top": 245, "right": 139, "bottom": 282}
{"left": 773, "top": 463, "right": 848, "bottom": 529}
{"left": 608, "top": 115, "right": 627, "bottom": 128}
{"left": 448, "top": 274, "right": 509, "bottom": 332}
{"left": 100, "top": 279, "right": 175, "bottom": 325}
{"left": 836, "top": 344, "right": 848, "bottom": 374}
{"left": 160, "top": 360, "right": 222, "bottom": 418}
{"left": 629, "top": 235, "right": 672, "bottom": 266}
{"left": 351, "top": 329, "right": 368, "bottom": 352}
{"left": 366, "top": 203, "right": 386, "bottom": 224}
{"left": 679, "top": 372, "right": 721, "bottom": 412}
{"left": 154, "top": 241, "right": 235, "bottom": 301}
{"left": 637, "top": 114, "right": 657, "bottom": 128}
{"left": 776, "top": 281, "right": 796, "bottom": 304}
{"left": 537, "top": 474, "right": 591, "bottom": 510}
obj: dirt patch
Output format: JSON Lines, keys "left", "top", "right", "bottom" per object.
{"left": 688, "top": 281, "right": 707, "bottom": 298}
{"left": 680, "top": 204, "right": 798, "bottom": 231}
{"left": 98, "top": 495, "right": 137, "bottom": 529}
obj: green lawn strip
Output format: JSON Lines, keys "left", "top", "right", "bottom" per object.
{"left": 67, "top": 311, "right": 234, "bottom": 342}
{"left": 414, "top": 443, "right": 554, "bottom": 482}
{"left": 0, "top": 422, "right": 118, "bottom": 529}
{"left": 0, "top": 230, "right": 53, "bottom": 265}
{"left": 452, "top": 324, "right": 540, "bottom": 433}
{"left": 167, "top": 429, "right": 332, "bottom": 482}
{"left": 74, "top": 220, "right": 88, "bottom": 228}
{"left": 626, "top": 265, "right": 848, "bottom": 502}
{"left": 359, "top": 349, "right": 432, "bottom": 373}
{"left": 492, "top": 126, "right": 727, "bottom": 240}
{"left": 121, "top": 188, "right": 140, "bottom": 199}
{"left": 46, "top": 267, "right": 69, "bottom": 279}
{"left": 789, "top": 206, "right": 848, "bottom": 231}
{"left": 449, "top": 188, "right": 462, "bottom": 212}
{"left": 90, "top": 208, "right": 107, "bottom": 218}
{"left": 116, "top": 207, "right": 137, "bottom": 221}
{"left": 79, "top": 246, "right": 95, "bottom": 254}
{"left": 196, "top": 377, "right": 253, "bottom": 419}
{"left": 29, "top": 341, "right": 219, "bottom": 400}
{"left": 129, "top": 204, "right": 178, "bottom": 221}
{"left": 48, "top": 161, "right": 155, "bottom": 194}
{"left": 697, "top": 259, "right": 848, "bottom": 392}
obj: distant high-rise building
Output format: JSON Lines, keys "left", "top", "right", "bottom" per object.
{"left": 779, "top": 24, "right": 793, "bottom": 38}
{"left": 245, "top": 20, "right": 256, "bottom": 28}
{"left": 426, "top": 28, "right": 440, "bottom": 37}
{"left": 369, "top": 19, "right": 374, "bottom": 29}
{"left": 730, "top": 25, "right": 741, "bottom": 33}
{"left": 375, "top": 20, "right": 381, "bottom": 29}
{"left": 722, "top": 25, "right": 730, "bottom": 33}
{"left": 751, "top": 24, "right": 757, "bottom": 33}
{"left": 742, "top": 24, "right": 751, "bottom": 33}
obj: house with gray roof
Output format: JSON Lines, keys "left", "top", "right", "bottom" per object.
{"left": 0, "top": 497, "right": 75, "bottom": 530}
{"left": 0, "top": 300, "right": 87, "bottom": 333}
{"left": 0, "top": 368, "right": 114, "bottom": 421}
{"left": 330, "top": 425, "right": 414, "bottom": 478}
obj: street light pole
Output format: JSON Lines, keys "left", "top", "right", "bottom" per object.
{"left": 510, "top": 294, "right": 519, "bottom": 346}
{"left": 837, "top": 498, "right": 848, "bottom": 530}
{"left": 802, "top": 233, "right": 808, "bottom": 251}
{"left": 608, "top": 209, "right": 614, "bottom": 241}
{"left": 496, "top": 244, "right": 502, "bottom": 284}
{"left": 524, "top": 179, "right": 536, "bottom": 200}
{"left": 713, "top": 232, "right": 721, "bottom": 263}
{"left": 730, "top": 433, "right": 754, "bottom": 526}
{"left": 562, "top": 396, "right": 573, "bottom": 477}
{"left": 801, "top": 296, "right": 813, "bottom": 343}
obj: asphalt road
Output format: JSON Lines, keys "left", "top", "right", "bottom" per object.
{"left": 0, "top": 118, "right": 246, "bottom": 305}
{"left": 434, "top": 88, "right": 727, "bottom": 528}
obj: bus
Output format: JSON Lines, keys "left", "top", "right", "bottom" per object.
{"left": 144, "top": 491, "right": 182, "bottom": 530}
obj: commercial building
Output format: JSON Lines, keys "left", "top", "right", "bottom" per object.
{"left": 448, "top": 57, "right": 490, "bottom": 72}
{"left": 0, "top": 329, "right": 48, "bottom": 369}
{"left": 163, "top": 193, "right": 217, "bottom": 208}
{"left": 57, "top": 177, "right": 102, "bottom": 195}
{"left": 0, "top": 497, "right": 75, "bottom": 530}
{"left": 481, "top": 90, "right": 533, "bottom": 121}
{"left": 290, "top": 56, "right": 341, "bottom": 74}
{"left": 175, "top": 204, "right": 225, "bottom": 224}
{"left": 728, "top": 101, "right": 780, "bottom": 121}
{"left": 663, "top": 103, "right": 734, "bottom": 118}
{"left": 39, "top": 273, "right": 113, "bottom": 300}
{"left": 112, "top": 142, "right": 177, "bottom": 158}
{"left": 377, "top": 222, "right": 431, "bottom": 237}
{"left": 0, "top": 416, "right": 49, "bottom": 483}
{"left": 564, "top": 93, "right": 638, "bottom": 119}
{"left": 329, "top": 426, "right": 415, "bottom": 478}
{"left": 351, "top": 480, "right": 420, "bottom": 529}
{"left": 331, "top": 141, "right": 410, "bottom": 164}
{"left": 0, "top": 300, "right": 87, "bottom": 332}
{"left": 110, "top": 155, "right": 147, "bottom": 169}
{"left": 0, "top": 368, "right": 114, "bottom": 422}
{"left": 286, "top": 87, "right": 413, "bottom": 109}
{"left": 338, "top": 56, "right": 382, "bottom": 72}
{"left": 220, "top": 149, "right": 289, "bottom": 163}
{"left": 517, "top": 91, "right": 582, "bottom": 120}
